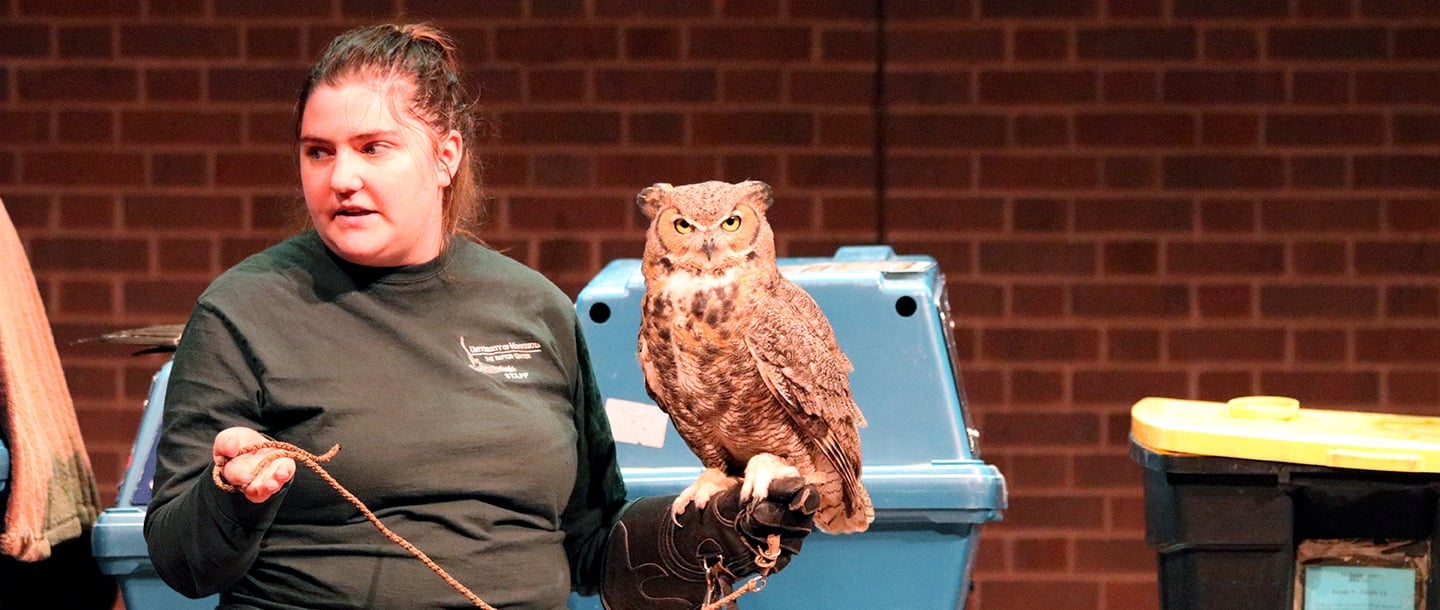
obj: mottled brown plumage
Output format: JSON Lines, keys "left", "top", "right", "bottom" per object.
{"left": 635, "top": 180, "right": 873, "bottom": 534}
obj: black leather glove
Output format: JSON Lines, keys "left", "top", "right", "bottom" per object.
{"left": 600, "top": 477, "right": 819, "bottom": 610}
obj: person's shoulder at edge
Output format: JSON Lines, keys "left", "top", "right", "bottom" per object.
{"left": 195, "top": 231, "right": 327, "bottom": 309}
{"left": 453, "top": 239, "right": 575, "bottom": 307}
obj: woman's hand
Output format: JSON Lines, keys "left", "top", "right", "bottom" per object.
{"left": 213, "top": 426, "right": 296, "bottom": 503}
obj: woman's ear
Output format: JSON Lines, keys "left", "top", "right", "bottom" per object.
{"left": 436, "top": 129, "right": 463, "bottom": 187}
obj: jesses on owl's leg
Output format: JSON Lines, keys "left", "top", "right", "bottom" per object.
{"left": 671, "top": 467, "right": 738, "bottom": 517}
{"left": 740, "top": 452, "right": 801, "bottom": 503}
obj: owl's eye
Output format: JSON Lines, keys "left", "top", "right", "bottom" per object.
{"left": 673, "top": 218, "right": 694, "bottom": 234}
{"left": 721, "top": 215, "right": 742, "bottom": 232}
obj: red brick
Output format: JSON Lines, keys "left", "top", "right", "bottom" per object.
{"left": 626, "top": 113, "right": 684, "bottom": 145}
{"left": 1013, "top": 28, "right": 1070, "bottom": 62}
{"left": 1295, "top": 330, "right": 1348, "bottom": 362}
{"left": 122, "top": 196, "right": 244, "bottom": 231}
{"left": 1260, "top": 371, "right": 1381, "bottom": 404}
{"left": 1261, "top": 199, "right": 1381, "bottom": 232}
{"left": 887, "top": 241, "right": 972, "bottom": 277}
{"left": 787, "top": 155, "right": 875, "bottom": 188}
{"left": 0, "top": 24, "right": 49, "bottom": 57}
{"left": 817, "top": 197, "right": 872, "bottom": 232}
{"left": 1101, "top": 71, "right": 1159, "bottom": 104}
{"left": 1199, "top": 371, "right": 1255, "bottom": 398}
{"left": 1076, "top": 538, "right": 1153, "bottom": 572}
{"left": 1269, "top": 27, "right": 1388, "bottom": 60}
{"left": 980, "top": 581, "right": 1100, "bottom": 610}
{"left": 1261, "top": 286, "right": 1378, "bottom": 319}
{"left": 1169, "top": 242, "right": 1284, "bottom": 274}
{"left": 887, "top": 154, "right": 972, "bottom": 189}
{"left": 57, "top": 280, "right": 115, "bottom": 315}
{"left": 215, "top": 153, "right": 294, "bottom": 187}
{"left": 1387, "top": 285, "right": 1440, "bottom": 318}
{"left": 18, "top": 67, "right": 138, "bottom": 101}
{"left": 210, "top": 67, "right": 308, "bottom": 103}
{"left": 1012, "top": 115, "right": 1070, "bottom": 147}
{"left": 1390, "top": 371, "right": 1440, "bottom": 406}
{"left": 1298, "top": 0, "right": 1353, "bottom": 17}
{"left": 157, "top": 238, "right": 214, "bottom": 273}
{"left": 57, "top": 195, "right": 117, "bottom": 229}
{"left": 595, "top": 69, "right": 714, "bottom": 103}
{"left": 691, "top": 26, "right": 810, "bottom": 61}
{"left": 1075, "top": 369, "right": 1187, "bottom": 403}
{"left": 1358, "top": 329, "right": 1440, "bottom": 362}
{"left": 886, "top": 113, "right": 1005, "bottom": 148}
{"left": 1198, "top": 283, "right": 1255, "bottom": 316}
{"left": 624, "top": 27, "right": 680, "bottom": 60}
{"left": 527, "top": 70, "right": 585, "bottom": 102}
{"left": 887, "top": 28, "right": 1005, "bottom": 62}
{"left": 884, "top": 72, "right": 972, "bottom": 105}
{"left": 1013, "top": 284, "right": 1066, "bottom": 316}
{"left": 1204, "top": 29, "right": 1260, "bottom": 60}
{"left": 529, "top": 154, "right": 589, "bottom": 188}
{"left": 19, "top": 0, "right": 139, "bottom": 16}
{"left": 1200, "top": 112, "right": 1259, "bottom": 147}
{"left": 982, "top": 0, "right": 1098, "bottom": 18}
{"left": 981, "top": 328, "right": 1101, "bottom": 361}
{"left": 1175, "top": 0, "right": 1286, "bottom": 17}
{"left": 1170, "top": 328, "right": 1285, "bottom": 362}
{"left": 1356, "top": 155, "right": 1440, "bottom": 189}
{"left": 885, "top": 197, "right": 1004, "bottom": 232}
{"left": 1108, "top": 327, "right": 1160, "bottom": 361}
{"left": 1078, "top": 27, "right": 1196, "bottom": 60}
{"left": 246, "top": 110, "right": 294, "bottom": 145}
{"left": 816, "top": 112, "right": 872, "bottom": 147}
{"left": 1292, "top": 71, "right": 1352, "bottom": 105}
{"left": 124, "top": 279, "right": 208, "bottom": 315}
{"left": 1357, "top": 70, "right": 1440, "bottom": 104}
{"left": 241, "top": 27, "right": 304, "bottom": 60}
{"left": 2, "top": 195, "right": 49, "bottom": 228}
{"left": 499, "top": 111, "right": 621, "bottom": 145}
{"left": 340, "top": 0, "right": 394, "bottom": 18}
{"left": 121, "top": 110, "right": 243, "bottom": 145}
{"left": 820, "top": 29, "right": 874, "bottom": 62}
{"left": 510, "top": 197, "right": 626, "bottom": 231}
{"left": 153, "top": 153, "right": 209, "bottom": 187}
{"left": 1013, "top": 198, "right": 1067, "bottom": 232}
{"left": 1104, "top": 241, "right": 1159, "bottom": 275}
{"left": 789, "top": 0, "right": 871, "bottom": 18}
{"left": 692, "top": 112, "right": 812, "bottom": 146}
{"left": 214, "top": 0, "right": 329, "bottom": 16}
{"left": 1395, "top": 114, "right": 1440, "bottom": 146}
{"left": 1075, "top": 198, "right": 1191, "bottom": 232}
{"left": 57, "top": 26, "right": 111, "bottom": 59}
{"left": 252, "top": 196, "right": 304, "bottom": 231}
{"left": 720, "top": 69, "right": 782, "bottom": 103}
{"left": 1073, "top": 284, "right": 1189, "bottom": 318}
{"left": 722, "top": 0, "right": 780, "bottom": 17}
{"left": 1076, "top": 112, "right": 1194, "bottom": 147}
{"left": 1102, "top": 156, "right": 1157, "bottom": 189}
{"left": 1291, "top": 241, "right": 1348, "bottom": 275}
{"left": 1163, "top": 155, "right": 1284, "bottom": 190}
{"left": 1163, "top": 70, "right": 1284, "bottom": 104}
{"left": 56, "top": 110, "right": 113, "bottom": 144}
{"left": 789, "top": 70, "right": 871, "bottom": 105}
{"left": 596, "top": 154, "right": 718, "bottom": 187}
{"left": 980, "top": 241, "right": 1096, "bottom": 274}
{"left": 24, "top": 151, "right": 144, "bottom": 185}
{"left": 538, "top": 238, "right": 592, "bottom": 276}
{"left": 1265, "top": 113, "right": 1384, "bottom": 147}
{"left": 1356, "top": 241, "right": 1440, "bottom": 275}
{"left": 144, "top": 68, "right": 202, "bottom": 101}
{"left": 220, "top": 238, "right": 275, "bottom": 268}
{"left": 1291, "top": 156, "right": 1348, "bottom": 189}
{"left": 1010, "top": 369, "right": 1064, "bottom": 402}
{"left": 149, "top": 0, "right": 204, "bottom": 16}
{"left": 29, "top": 238, "right": 148, "bottom": 272}
{"left": 980, "top": 70, "right": 1098, "bottom": 104}
{"left": 1396, "top": 28, "right": 1440, "bottom": 58}
{"left": 1360, "top": 0, "right": 1440, "bottom": 17}
{"left": 721, "top": 155, "right": 781, "bottom": 182}
{"left": 980, "top": 155, "right": 1099, "bottom": 189}
{"left": 121, "top": 25, "right": 239, "bottom": 58}
{"left": 983, "top": 412, "right": 1103, "bottom": 446}
{"left": 0, "top": 111, "right": 49, "bottom": 144}
{"left": 1013, "top": 536, "right": 1069, "bottom": 570}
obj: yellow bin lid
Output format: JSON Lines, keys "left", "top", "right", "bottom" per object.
{"left": 1131, "top": 395, "right": 1440, "bottom": 473}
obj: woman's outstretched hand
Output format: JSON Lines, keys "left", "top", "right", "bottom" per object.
{"left": 213, "top": 426, "right": 296, "bottom": 503}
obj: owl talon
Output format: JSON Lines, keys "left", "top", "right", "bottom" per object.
{"left": 673, "top": 467, "right": 738, "bottom": 523}
{"left": 741, "top": 453, "right": 801, "bottom": 503}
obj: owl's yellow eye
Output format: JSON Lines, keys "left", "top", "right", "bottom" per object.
{"left": 673, "top": 218, "right": 694, "bottom": 234}
{"left": 721, "top": 215, "right": 742, "bottom": 232}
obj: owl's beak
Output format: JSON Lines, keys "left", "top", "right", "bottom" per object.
{"left": 701, "top": 239, "right": 716, "bottom": 260}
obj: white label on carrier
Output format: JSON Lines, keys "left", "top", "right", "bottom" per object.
{"left": 605, "top": 398, "right": 669, "bottom": 448}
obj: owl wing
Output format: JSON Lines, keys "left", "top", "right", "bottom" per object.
{"left": 744, "top": 292, "right": 866, "bottom": 488}
{"left": 773, "top": 279, "right": 853, "bottom": 372}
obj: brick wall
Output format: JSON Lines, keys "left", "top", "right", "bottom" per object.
{"left": 4, "top": 1, "right": 1440, "bottom": 608}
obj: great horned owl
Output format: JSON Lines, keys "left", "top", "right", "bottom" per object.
{"left": 636, "top": 180, "right": 874, "bottom": 534}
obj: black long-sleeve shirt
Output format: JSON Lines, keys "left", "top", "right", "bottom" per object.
{"left": 144, "top": 231, "right": 626, "bottom": 609}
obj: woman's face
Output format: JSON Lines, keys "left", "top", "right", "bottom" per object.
{"left": 298, "top": 78, "right": 461, "bottom": 267}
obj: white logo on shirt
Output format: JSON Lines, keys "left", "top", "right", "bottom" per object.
{"left": 460, "top": 337, "right": 541, "bottom": 380}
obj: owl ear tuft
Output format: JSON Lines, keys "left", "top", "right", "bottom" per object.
{"left": 740, "top": 180, "right": 774, "bottom": 212}
{"left": 637, "top": 183, "right": 673, "bottom": 219}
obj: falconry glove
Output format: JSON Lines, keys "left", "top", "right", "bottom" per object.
{"left": 600, "top": 476, "right": 820, "bottom": 610}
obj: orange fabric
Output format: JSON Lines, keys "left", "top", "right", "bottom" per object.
{"left": 0, "top": 197, "right": 102, "bottom": 561}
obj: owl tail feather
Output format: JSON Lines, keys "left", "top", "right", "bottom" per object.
{"left": 811, "top": 477, "right": 874, "bottom": 534}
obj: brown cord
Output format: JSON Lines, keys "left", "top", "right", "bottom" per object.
{"left": 699, "top": 534, "right": 782, "bottom": 610}
{"left": 213, "top": 441, "right": 495, "bottom": 609}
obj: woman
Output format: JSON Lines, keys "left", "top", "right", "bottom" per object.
{"left": 143, "top": 23, "right": 813, "bottom": 610}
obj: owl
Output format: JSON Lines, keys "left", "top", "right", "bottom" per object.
{"left": 636, "top": 180, "right": 874, "bottom": 534}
